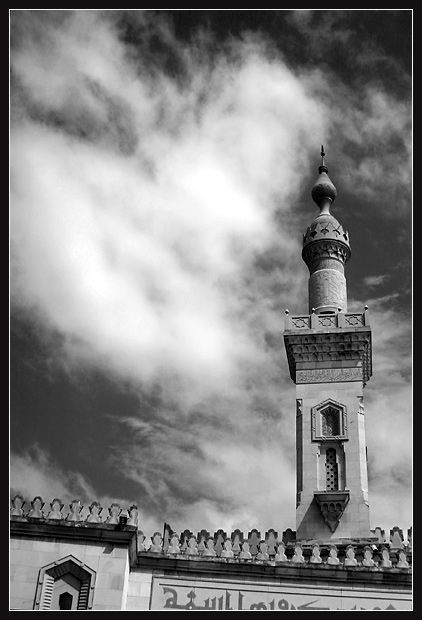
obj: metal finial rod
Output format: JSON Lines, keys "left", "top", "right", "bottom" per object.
{"left": 321, "top": 145, "right": 325, "bottom": 167}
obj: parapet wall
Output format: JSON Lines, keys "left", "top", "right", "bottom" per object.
{"left": 10, "top": 495, "right": 411, "bottom": 570}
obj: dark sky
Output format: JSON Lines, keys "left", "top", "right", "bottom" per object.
{"left": 10, "top": 10, "right": 412, "bottom": 536}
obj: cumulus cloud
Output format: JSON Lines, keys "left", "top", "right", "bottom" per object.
{"left": 11, "top": 11, "right": 326, "bottom": 403}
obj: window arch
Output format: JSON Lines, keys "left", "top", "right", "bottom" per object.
{"left": 34, "top": 555, "right": 96, "bottom": 611}
{"left": 311, "top": 399, "right": 347, "bottom": 442}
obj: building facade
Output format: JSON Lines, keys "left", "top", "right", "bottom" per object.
{"left": 10, "top": 151, "right": 412, "bottom": 610}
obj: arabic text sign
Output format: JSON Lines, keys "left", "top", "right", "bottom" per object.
{"left": 150, "top": 577, "right": 411, "bottom": 611}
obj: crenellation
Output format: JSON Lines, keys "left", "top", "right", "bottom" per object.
{"left": 265, "top": 529, "right": 278, "bottom": 555}
{"left": 105, "top": 503, "right": 122, "bottom": 524}
{"left": 285, "top": 311, "right": 368, "bottom": 332}
{"left": 11, "top": 495, "right": 411, "bottom": 570}
{"left": 390, "top": 526, "right": 404, "bottom": 550}
{"left": 66, "top": 499, "right": 83, "bottom": 522}
{"left": 28, "top": 496, "right": 44, "bottom": 519}
{"left": 10, "top": 494, "right": 25, "bottom": 517}
{"left": 47, "top": 498, "right": 64, "bottom": 520}
{"left": 214, "top": 529, "right": 226, "bottom": 556}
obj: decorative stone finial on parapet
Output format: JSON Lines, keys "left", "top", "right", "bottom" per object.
{"left": 397, "top": 550, "right": 410, "bottom": 568}
{"left": 362, "top": 545, "right": 376, "bottom": 567}
{"left": 168, "top": 534, "right": 181, "bottom": 555}
{"left": 247, "top": 529, "right": 261, "bottom": 556}
{"left": 66, "top": 499, "right": 83, "bottom": 522}
{"left": 86, "top": 501, "right": 103, "bottom": 523}
{"left": 105, "top": 503, "right": 121, "bottom": 524}
{"left": 197, "top": 529, "right": 209, "bottom": 554}
{"left": 265, "top": 529, "right": 278, "bottom": 556}
{"left": 214, "top": 529, "right": 226, "bottom": 557}
{"left": 186, "top": 534, "right": 199, "bottom": 556}
{"left": 344, "top": 545, "right": 358, "bottom": 566}
{"left": 150, "top": 532, "right": 163, "bottom": 553}
{"left": 256, "top": 541, "right": 269, "bottom": 561}
{"left": 127, "top": 504, "right": 138, "bottom": 527}
{"left": 10, "top": 494, "right": 25, "bottom": 517}
{"left": 28, "top": 496, "right": 44, "bottom": 519}
{"left": 221, "top": 539, "right": 234, "bottom": 558}
{"left": 292, "top": 543, "right": 305, "bottom": 564}
{"left": 380, "top": 547, "right": 392, "bottom": 568}
{"left": 47, "top": 498, "right": 64, "bottom": 520}
{"left": 310, "top": 543, "right": 322, "bottom": 564}
{"left": 327, "top": 545, "right": 340, "bottom": 565}
{"left": 203, "top": 537, "right": 216, "bottom": 557}
{"left": 239, "top": 541, "right": 252, "bottom": 560}
{"left": 390, "top": 526, "right": 404, "bottom": 550}
{"left": 275, "top": 542, "right": 288, "bottom": 562}
{"left": 231, "top": 529, "right": 244, "bottom": 555}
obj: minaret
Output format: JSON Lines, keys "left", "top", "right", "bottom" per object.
{"left": 284, "top": 147, "right": 373, "bottom": 541}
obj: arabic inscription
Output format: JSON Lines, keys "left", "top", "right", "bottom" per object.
{"left": 150, "top": 578, "right": 411, "bottom": 611}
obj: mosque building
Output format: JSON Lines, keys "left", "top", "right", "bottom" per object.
{"left": 10, "top": 150, "right": 412, "bottom": 611}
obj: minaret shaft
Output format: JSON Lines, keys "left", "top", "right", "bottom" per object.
{"left": 284, "top": 149, "right": 372, "bottom": 542}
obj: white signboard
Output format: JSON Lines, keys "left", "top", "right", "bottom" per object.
{"left": 150, "top": 576, "right": 411, "bottom": 611}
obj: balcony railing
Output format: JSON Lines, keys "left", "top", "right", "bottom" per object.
{"left": 284, "top": 308, "right": 370, "bottom": 331}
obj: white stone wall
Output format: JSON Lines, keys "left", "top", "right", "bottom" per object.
{"left": 308, "top": 269, "right": 347, "bottom": 313}
{"left": 126, "top": 569, "right": 153, "bottom": 610}
{"left": 10, "top": 535, "right": 130, "bottom": 610}
{"left": 296, "top": 380, "right": 371, "bottom": 540}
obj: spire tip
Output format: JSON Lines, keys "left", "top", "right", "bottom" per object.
{"left": 319, "top": 145, "right": 328, "bottom": 174}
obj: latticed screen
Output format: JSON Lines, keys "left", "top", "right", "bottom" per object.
{"left": 325, "top": 447, "right": 339, "bottom": 491}
{"left": 321, "top": 406, "right": 340, "bottom": 436}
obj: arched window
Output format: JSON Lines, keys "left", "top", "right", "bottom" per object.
{"left": 59, "top": 592, "right": 73, "bottom": 610}
{"left": 311, "top": 399, "right": 347, "bottom": 442}
{"left": 34, "top": 555, "right": 95, "bottom": 611}
{"left": 325, "top": 447, "right": 339, "bottom": 491}
{"left": 321, "top": 407, "right": 340, "bottom": 437}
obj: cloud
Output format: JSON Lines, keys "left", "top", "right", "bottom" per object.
{"left": 10, "top": 445, "right": 96, "bottom": 505}
{"left": 10, "top": 11, "right": 327, "bottom": 404}
{"left": 363, "top": 274, "right": 390, "bottom": 288}
{"left": 10, "top": 444, "right": 164, "bottom": 534}
{"left": 346, "top": 292, "right": 412, "bottom": 530}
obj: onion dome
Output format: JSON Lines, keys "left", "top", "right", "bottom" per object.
{"left": 311, "top": 166, "right": 337, "bottom": 211}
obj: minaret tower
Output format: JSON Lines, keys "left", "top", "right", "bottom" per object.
{"left": 284, "top": 147, "right": 373, "bottom": 541}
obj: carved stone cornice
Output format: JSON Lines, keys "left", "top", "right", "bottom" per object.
{"left": 283, "top": 328, "right": 372, "bottom": 386}
{"left": 302, "top": 238, "right": 351, "bottom": 269}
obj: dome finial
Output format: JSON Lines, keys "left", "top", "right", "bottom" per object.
{"left": 319, "top": 145, "right": 328, "bottom": 174}
{"left": 311, "top": 146, "right": 337, "bottom": 211}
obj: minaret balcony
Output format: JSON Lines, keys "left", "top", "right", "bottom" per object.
{"left": 283, "top": 309, "right": 372, "bottom": 386}
{"left": 284, "top": 309, "right": 370, "bottom": 332}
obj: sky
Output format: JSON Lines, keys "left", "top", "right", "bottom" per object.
{"left": 10, "top": 10, "right": 412, "bottom": 540}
